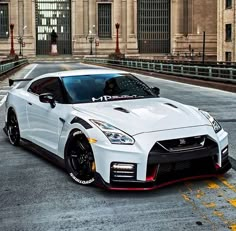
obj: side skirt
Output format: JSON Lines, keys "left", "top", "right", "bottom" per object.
{"left": 20, "top": 138, "right": 65, "bottom": 169}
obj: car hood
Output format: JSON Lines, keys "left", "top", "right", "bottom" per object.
{"left": 72, "top": 98, "right": 209, "bottom": 135}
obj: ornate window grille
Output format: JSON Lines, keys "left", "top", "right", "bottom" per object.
{"left": 98, "top": 3, "right": 112, "bottom": 39}
{"left": 35, "top": 0, "right": 71, "bottom": 55}
{"left": 137, "top": 0, "right": 170, "bottom": 54}
{"left": 0, "top": 4, "right": 9, "bottom": 38}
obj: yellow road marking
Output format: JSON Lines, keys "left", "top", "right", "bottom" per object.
{"left": 182, "top": 193, "right": 191, "bottom": 202}
{"left": 196, "top": 189, "right": 205, "bottom": 199}
{"left": 202, "top": 202, "right": 216, "bottom": 208}
{"left": 230, "top": 224, "right": 236, "bottom": 231}
{"left": 213, "top": 210, "right": 224, "bottom": 217}
{"left": 206, "top": 180, "right": 220, "bottom": 189}
{"left": 218, "top": 177, "right": 236, "bottom": 193}
{"left": 228, "top": 199, "right": 236, "bottom": 207}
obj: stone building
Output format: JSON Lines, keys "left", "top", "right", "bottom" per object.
{"left": 0, "top": 0, "right": 217, "bottom": 59}
{"left": 217, "top": 0, "right": 235, "bottom": 62}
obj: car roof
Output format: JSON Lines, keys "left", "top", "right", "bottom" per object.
{"left": 40, "top": 69, "right": 129, "bottom": 78}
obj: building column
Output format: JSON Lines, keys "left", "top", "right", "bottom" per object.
{"left": 88, "top": 0, "right": 96, "bottom": 32}
{"left": 18, "top": 0, "right": 24, "bottom": 37}
{"left": 76, "top": 0, "right": 83, "bottom": 36}
{"left": 21, "top": 0, "right": 35, "bottom": 56}
{"left": 126, "top": 0, "right": 138, "bottom": 53}
{"left": 121, "top": 0, "right": 127, "bottom": 42}
{"left": 24, "top": 0, "right": 32, "bottom": 36}
{"left": 83, "top": 0, "right": 88, "bottom": 36}
{"left": 127, "top": 0, "right": 134, "bottom": 37}
{"left": 172, "top": 0, "right": 186, "bottom": 54}
{"left": 133, "top": 0, "right": 137, "bottom": 37}
{"left": 71, "top": 0, "right": 76, "bottom": 36}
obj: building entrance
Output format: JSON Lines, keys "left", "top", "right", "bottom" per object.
{"left": 35, "top": 0, "right": 72, "bottom": 55}
{"left": 137, "top": 0, "right": 170, "bottom": 54}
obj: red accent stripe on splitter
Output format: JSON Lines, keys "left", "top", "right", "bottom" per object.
{"left": 107, "top": 174, "right": 221, "bottom": 191}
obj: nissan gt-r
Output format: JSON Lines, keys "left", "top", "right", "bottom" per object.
{"left": 3, "top": 69, "right": 231, "bottom": 190}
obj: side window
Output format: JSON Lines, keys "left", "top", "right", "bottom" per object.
{"left": 28, "top": 77, "right": 64, "bottom": 103}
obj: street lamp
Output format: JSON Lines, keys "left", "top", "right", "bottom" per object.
{"left": 18, "top": 25, "right": 27, "bottom": 57}
{"left": 115, "top": 23, "right": 121, "bottom": 54}
{"left": 197, "top": 29, "right": 206, "bottom": 64}
{"left": 87, "top": 25, "right": 96, "bottom": 55}
{"left": 9, "top": 24, "right": 15, "bottom": 56}
{"left": 202, "top": 31, "right": 206, "bottom": 64}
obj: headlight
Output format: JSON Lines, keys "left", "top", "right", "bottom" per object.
{"left": 90, "top": 120, "right": 135, "bottom": 145}
{"left": 199, "top": 110, "right": 222, "bottom": 133}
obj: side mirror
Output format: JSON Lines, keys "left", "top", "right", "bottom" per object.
{"left": 39, "top": 93, "right": 56, "bottom": 108}
{"left": 151, "top": 87, "right": 160, "bottom": 96}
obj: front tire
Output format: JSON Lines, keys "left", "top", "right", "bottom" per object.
{"left": 65, "top": 130, "right": 95, "bottom": 185}
{"left": 7, "top": 109, "right": 20, "bottom": 146}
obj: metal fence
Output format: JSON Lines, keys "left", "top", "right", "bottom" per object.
{"left": 83, "top": 58, "right": 236, "bottom": 84}
{"left": 0, "top": 59, "right": 28, "bottom": 76}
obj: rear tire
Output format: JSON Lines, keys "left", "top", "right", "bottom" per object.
{"left": 65, "top": 130, "right": 95, "bottom": 185}
{"left": 7, "top": 109, "right": 20, "bottom": 146}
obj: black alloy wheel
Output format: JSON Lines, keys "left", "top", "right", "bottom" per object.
{"left": 65, "top": 131, "right": 95, "bottom": 185}
{"left": 7, "top": 110, "right": 20, "bottom": 146}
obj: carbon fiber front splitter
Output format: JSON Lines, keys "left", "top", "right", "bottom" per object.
{"left": 94, "top": 160, "right": 232, "bottom": 191}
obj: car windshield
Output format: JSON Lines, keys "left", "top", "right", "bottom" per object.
{"left": 62, "top": 73, "right": 156, "bottom": 104}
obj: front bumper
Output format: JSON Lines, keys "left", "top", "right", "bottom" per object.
{"left": 92, "top": 126, "right": 231, "bottom": 190}
{"left": 94, "top": 154, "right": 231, "bottom": 191}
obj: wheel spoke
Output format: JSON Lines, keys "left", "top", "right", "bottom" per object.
{"left": 77, "top": 142, "right": 86, "bottom": 151}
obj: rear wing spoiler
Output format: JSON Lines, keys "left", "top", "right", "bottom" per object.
{"left": 9, "top": 78, "right": 33, "bottom": 87}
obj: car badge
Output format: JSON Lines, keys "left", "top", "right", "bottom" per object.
{"left": 179, "top": 139, "right": 186, "bottom": 145}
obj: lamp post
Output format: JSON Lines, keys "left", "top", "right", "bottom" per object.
{"left": 87, "top": 25, "right": 96, "bottom": 55}
{"left": 115, "top": 23, "right": 120, "bottom": 54}
{"left": 88, "top": 31, "right": 94, "bottom": 55}
{"left": 202, "top": 31, "right": 206, "bottom": 64}
{"left": 9, "top": 24, "right": 15, "bottom": 56}
{"left": 18, "top": 37, "right": 23, "bottom": 56}
{"left": 18, "top": 25, "right": 27, "bottom": 57}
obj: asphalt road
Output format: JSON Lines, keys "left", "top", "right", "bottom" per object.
{"left": 0, "top": 62, "right": 236, "bottom": 231}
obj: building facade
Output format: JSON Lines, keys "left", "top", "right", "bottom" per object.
{"left": 217, "top": 0, "right": 235, "bottom": 62}
{"left": 0, "top": 0, "right": 217, "bottom": 59}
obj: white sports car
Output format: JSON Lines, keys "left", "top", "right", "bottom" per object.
{"left": 3, "top": 69, "right": 231, "bottom": 190}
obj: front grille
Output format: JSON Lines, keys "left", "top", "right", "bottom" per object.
{"left": 157, "top": 135, "right": 208, "bottom": 152}
{"left": 148, "top": 135, "right": 218, "bottom": 165}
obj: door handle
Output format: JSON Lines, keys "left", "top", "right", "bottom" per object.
{"left": 28, "top": 102, "right": 32, "bottom": 105}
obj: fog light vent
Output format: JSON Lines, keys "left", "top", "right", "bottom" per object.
{"left": 221, "top": 146, "right": 229, "bottom": 164}
{"left": 110, "top": 162, "right": 137, "bottom": 182}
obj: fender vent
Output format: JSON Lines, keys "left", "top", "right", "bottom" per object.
{"left": 114, "top": 107, "right": 130, "bottom": 113}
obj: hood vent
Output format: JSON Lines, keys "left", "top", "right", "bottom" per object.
{"left": 114, "top": 107, "right": 130, "bottom": 113}
{"left": 164, "top": 103, "right": 178, "bottom": 109}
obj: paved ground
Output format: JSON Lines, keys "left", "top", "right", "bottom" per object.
{"left": 0, "top": 62, "right": 236, "bottom": 231}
